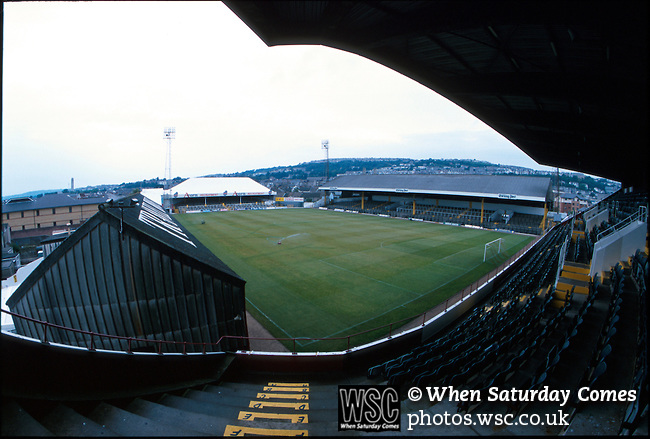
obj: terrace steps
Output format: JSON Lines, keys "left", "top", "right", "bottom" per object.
{"left": 1, "top": 377, "right": 343, "bottom": 436}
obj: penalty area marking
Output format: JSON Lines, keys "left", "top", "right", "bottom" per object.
{"left": 302, "top": 255, "right": 496, "bottom": 346}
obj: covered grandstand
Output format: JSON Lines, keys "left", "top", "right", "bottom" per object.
{"left": 6, "top": 194, "right": 249, "bottom": 355}
{"left": 321, "top": 174, "right": 553, "bottom": 234}
{"left": 166, "top": 177, "right": 275, "bottom": 213}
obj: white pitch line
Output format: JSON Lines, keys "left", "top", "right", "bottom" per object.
{"left": 245, "top": 298, "right": 300, "bottom": 343}
{"left": 304, "top": 258, "right": 487, "bottom": 344}
{"left": 318, "top": 259, "right": 419, "bottom": 297}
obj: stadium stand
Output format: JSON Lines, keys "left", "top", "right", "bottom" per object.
{"left": 322, "top": 174, "right": 552, "bottom": 235}
{"left": 167, "top": 177, "right": 275, "bottom": 213}
{"left": 365, "top": 188, "right": 647, "bottom": 429}
{"left": 368, "top": 221, "right": 571, "bottom": 390}
{"left": 181, "top": 202, "right": 268, "bottom": 213}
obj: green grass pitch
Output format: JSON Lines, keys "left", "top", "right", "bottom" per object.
{"left": 176, "top": 208, "right": 534, "bottom": 351}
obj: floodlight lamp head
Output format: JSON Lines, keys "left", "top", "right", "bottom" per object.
{"left": 322, "top": 139, "right": 329, "bottom": 149}
{"left": 163, "top": 127, "right": 176, "bottom": 139}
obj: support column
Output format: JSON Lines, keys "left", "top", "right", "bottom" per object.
{"left": 481, "top": 198, "right": 485, "bottom": 224}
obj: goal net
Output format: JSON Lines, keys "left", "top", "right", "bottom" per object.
{"left": 484, "top": 238, "right": 503, "bottom": 262}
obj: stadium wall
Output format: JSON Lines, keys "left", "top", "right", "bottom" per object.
{"left": 586, "top": 207, "right": 610, "bottom": 232}
{"left": 590, "top": 219, "right": 647, "bottom": 277}
{"left": 2, "top": 331, "right": 233, "bottom": 400}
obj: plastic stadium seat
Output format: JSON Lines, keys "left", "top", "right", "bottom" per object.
{"left": 457, "top": 377, "right": 494, "bottom": 414}
{"left": 588, "top": 360, "right": 608, "bottom": 388}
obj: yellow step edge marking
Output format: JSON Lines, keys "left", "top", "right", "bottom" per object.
{"left": 267, "top": 382, "right": 309, "bottom": 387}
{"left": 224, "top": 425, "right": 308, "bottom": 436}
{"left": 562, "top": 265, "right": 590, "bottom": 275}
{"left": 572, "top": 285, "right": 589, "bottom": 295}
{"left": 553, "top": 290, "right": 572, "bottom": 301}
{"left": 249, "top": 401, "right": 309, "bottom": 411}
{"left": 561, "top": 271, "right": 591, "bottom": 282}
{"left": 238, "top": 411, "right": 308, "bottom": 424}
{"left": 257, "top": 393, "right": 309, "bottom": 400}
{"left": 556, "top": 282, "right": 573, "bottom": 292}
{"left": 263, "top": 386, "right": 309, "bottom": 393}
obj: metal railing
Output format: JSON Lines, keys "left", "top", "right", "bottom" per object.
{"left": 596, "top": 205, "right": 647, "bottom": 241}
{"left": 1, "top": 238, "right": 539, "bottom": 355}
{"left": 1, "top": 308, "right": 226, "bottom": 355}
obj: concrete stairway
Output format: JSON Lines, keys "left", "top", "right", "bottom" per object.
{"left": 1, "top": 376, "right": 344, "bottom": 436}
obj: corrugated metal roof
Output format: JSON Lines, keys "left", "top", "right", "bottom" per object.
{"left": 7, "top": 194, "right": 244, "bottom": 309}
{"left": 6, "top": 194, "right": 247, "bottom": 353}
{"left": 140, "top": 188, "right": 166, "bottom": 206}
{"left": 320, "top": 174, "right": 552, "bottom": 202}
{"left": 114, "top": 194, "right": 244, "bottom": 281}
{"left": 170, "top": 177, "right": 274, "bottom": 198}
{"left": 2, "top": 193, "right": 106, "bottom": 214}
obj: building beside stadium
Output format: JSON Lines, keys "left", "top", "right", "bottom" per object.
{"left": 2, "top": 193, "right": 107, "bottom": 245}
{"left": 6, "top": 194, "right": 249, "bottom": 353}
{"left": 320, "top": 174, "right": 554, "bottom": 234}
{"left": 161, "top": 177, "right": 276, "bottom": 213}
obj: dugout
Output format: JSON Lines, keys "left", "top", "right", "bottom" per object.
{"left": 6, "top": 194, "right": 248, "bottom": 353}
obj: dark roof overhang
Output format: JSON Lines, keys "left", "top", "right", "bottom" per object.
{"left": 224, "top": 0, "right": 648, "bottom": 189}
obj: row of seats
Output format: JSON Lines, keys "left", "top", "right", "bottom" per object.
{"left": 457, "top": 303, "right": 573, "bottom": 414}
{"left": 585, "top": 217, "right": 615, "bottom": 259}
{"left": 566, "top": 272, "right": 621, "bottom": 418}
{"left": 329, "top": 200, "right": 525, "bottom": 230}
{"left": 620, "top": 250, "right": 648, "bottom": 435}
{"left": 583, "top": 188, "right": 647, "bottom": 260}
{"left": 632, "top": 249, "right": 648, "bottom": 295}
{"left": 368, "top": 221, "right": 573, "bottom": 394}
{"left": 566, "top": 227, "right": 588, "bottom": 265}
{"left": 182, "top": 203, "right": 267, "bottom": 213}
{"left": 489, "top": 226, "right": 566, "bottom": 306}
{"left": 369, "top": 285, "right": 538, "bottom": 385}
{"left": 328, "top": 199, "right": 549, "bottom": 234}
{"left": 517, "top": 278, "right": 603, "bottom": 418}
{"left": 393, "top": 205, "right": 496, "bottom": 227}
{"left": 507, "top": 213, "right": 544, "bottom": 228}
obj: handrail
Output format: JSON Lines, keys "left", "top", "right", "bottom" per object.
{"left": 1, "top": 236, "right": 540, "bottom": 355}
{"left": 0, "top": 307, "right": 437, "bottom": 355}
{"left": 596, "top": 205, "right": 647, "bottom": 241}
{"left": 1, "top": 308, "right": 194, "bottom": 354}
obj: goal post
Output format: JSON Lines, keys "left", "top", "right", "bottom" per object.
{"left": 484, "top": 238, "right": 503, "bottom": 262}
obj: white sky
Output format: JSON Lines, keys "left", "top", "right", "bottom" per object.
{"left": 2, "top": 1, "right": 558, "bottom": 197}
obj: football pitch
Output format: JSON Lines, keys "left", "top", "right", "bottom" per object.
{"left": 177, "top": 208, "right": 534, "bottom": 351}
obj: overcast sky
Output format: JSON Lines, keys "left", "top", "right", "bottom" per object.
{"left": 2, "top": 1, "right": 559, "bottom": 197}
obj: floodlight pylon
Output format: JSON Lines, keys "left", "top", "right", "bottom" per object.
{"left": 164, "top": 127, "right": 175, "bottom": 190}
